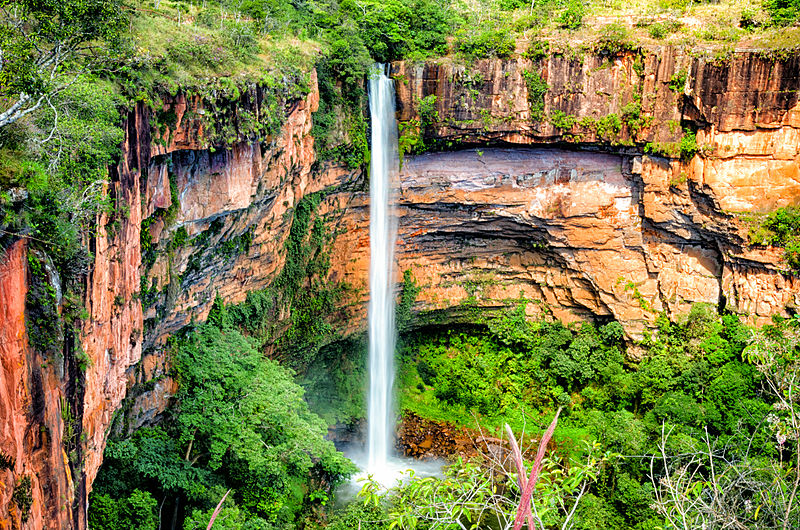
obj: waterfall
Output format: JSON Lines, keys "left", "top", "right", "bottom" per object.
{"left": 366, "top": 64, "right": 399, "bottom": 474}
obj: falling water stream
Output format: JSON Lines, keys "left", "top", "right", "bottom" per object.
{"left": 366, "top": 64, "right": 400, "bottom": 482}
{"left": 338, "top": 65, "right": 441, "bottom": 495}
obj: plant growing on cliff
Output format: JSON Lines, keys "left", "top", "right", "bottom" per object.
{"left": 747, "top": 206, "right": 800, "bottom": 273}
{"left": 397, "top": 269, "right": 421, "bottom": 333}
{"left": 12, "top": 475, "right": 33, "bottom": 523}
{"left": 596, "top": 23, "right": 636, "bottom": 56}
{"left": 523, "top": 70, "right": 548, "bottom": 121}
{"left": 668, "top": 69, "right": 688, "bottom": 93}
{"left": 398, "top": 95, "right": 440, "bottom": 160}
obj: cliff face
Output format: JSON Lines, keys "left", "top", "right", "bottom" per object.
{"left": 1, "top": 48, "right": 799, "bottom": 529}
{"left": 0, "top": 73, "right": 353, "bottom": 528}
{"left": 386, "top": 50, "right": 800, "bottom": 333}
{"left": 0, "top": 241, "right": 74, "bottom": 530}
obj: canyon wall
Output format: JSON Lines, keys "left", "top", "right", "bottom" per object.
{"left": 387, "top": 50, "right": 800, "bottom": 333}
{"left": 1, "top": 47, "right": 799, "bottom": 529}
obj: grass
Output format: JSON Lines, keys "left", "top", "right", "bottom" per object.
{"left": 113, "top": 0, "right": 320, "bottom": 101}
{"left": 480, "top": 0, "right": 795, "bottom": 56}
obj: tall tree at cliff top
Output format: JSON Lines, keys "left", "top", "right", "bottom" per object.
{"left": 0, "top": 0, "right": 124, "bottom": 129}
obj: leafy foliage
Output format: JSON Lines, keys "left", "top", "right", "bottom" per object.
{"left": 456, "top": 28, "right": 516, "bottom": 59}
{"left": 559, "top": 0, "right": 586, "bottom": 29}
{"left": 0, "top": 0, "right": 124, "bottom": 127}
{"left": 765, "top": 0, "right": 800, "bottom": 25}
{"left": 88, "top": 490, "right": 158, "bottom": 530}
{"left": 394, "top": 303, "right": 781, "bottom": 528}
{"left": 91, "top": 321, "right": 355, "bottom": 530}
{"left": 523, "top": 70, "right": 548, "bottom": 121}
{"left": 747, "top": 206, "right": 800, "bottom": 273}
{"left": 344, "top": 0, "right": 452, "bottom": 63}
{"left": 596, "top": 23, "right": 636, "bottom": 55}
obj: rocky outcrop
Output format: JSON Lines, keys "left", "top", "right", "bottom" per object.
{"left": 118, "top": 71, "right": 366, "bottom": 433}
{"left": 386, "top": 50, "right": 800, "bottom": 330}
{"left": 0, "top": 74, "right": 342, "bottom": 529}
{"left": 0, "top": 241, "right": 74, "bottom": 529}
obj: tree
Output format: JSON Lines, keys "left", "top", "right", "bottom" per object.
{"left": 0, "top": 0, "right": 124, "bottom": 129}
{"left": 649, "top": 320, "right": 800, "bottom": 529}
{"left": 91, "top": 320, "right": 356, "bottom": 529}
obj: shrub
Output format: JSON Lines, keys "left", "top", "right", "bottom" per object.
{"left": 524, "top": 39, "right": 550, "bottom": 61}
{"left": 12, "top": 476, "right": 33, "bottom": 523}
{"left": 499, "top": 0, "right": 530, "bottom": 9}
{"left": 596, "top": 23, "right": 634, "bottom": 55}
{"left": 679, "top": 130, "right": 698, "bottom": 160}
{"left": 418, "top": 94, "right": 439, "bottom": 127}
{"left": 748, "top": 206, "right": 800, "bottom": 273}
{"left": 765, "top": 0, "right": 800, "bottom": 26}
{"left": 523, "top": 69, "right": 548, "bottom": 120}
{"left": 647, "top": 20, "right": 683, "bottom": 39}
{"left": 351, "top": 0, "right": 451, "bottom": 62}
{"left": 549, "top": 110, "right": 576, "bottom": 130}
{"left": 668, "top": 69, "right": 688, "bottom": 92}
{"left": 457, "top": 28, "right": 516, "bottom": 59}
{"left": 88, "top": 490, "right": 158, "bottom": 530}
{"left": 621, "top": 99, "right": 650, "bottom": 134}
{"left": 559, "top": 0, "right": 585, "bottom": 29}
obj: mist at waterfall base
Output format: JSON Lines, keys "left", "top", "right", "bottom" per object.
{"left": 338, "top": 65, "right": 443, "bottom": 495}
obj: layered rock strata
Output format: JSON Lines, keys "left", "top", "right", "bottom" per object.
{"left": 388, "top": 50, "right": 800, "bottom": 326}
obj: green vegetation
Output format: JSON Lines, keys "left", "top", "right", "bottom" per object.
{"left": 765, "top": 0, "right": 800, "bottom": 25}
{"left": 91, "top": 320, "right": 354, "bottom": 530}
{"left": 523, "top": 70, "right": 549, "bottom": 121}
{"left": 645, "top": 128, "right": 698, "bottom": 160}
{"left": 336, "top": 302, "right": 799, "bottom": 529}
{"left": 12, "top": 475, "right": 33, "bottom": 523}
{"left": 596, "top": 22, "right": 636, "bottom": 55}
{"left": 398, "top": 94, "right": 440, "bottom": 159}
{"left": 668, "top": 70, "right": 688, "bottom": 92}
{"left": 559, "top": 0, "right": 586, "bottom": 29}
{"left": 0, "top": 0, "right": 124, "bottom": 128}
{"left": 748, "top": 206, "right": 800, "bottom": 273}
{"left": 456, "top": 28, "right": 516, "bottom": 59}
{"left": 4, "top": 1, "right": 800, "bottom": 529}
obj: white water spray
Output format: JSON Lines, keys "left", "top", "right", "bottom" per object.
{"left": 367, "top": 64, "right": 399, "bottom": 476}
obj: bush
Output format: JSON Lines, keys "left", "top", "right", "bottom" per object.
{"left": 523, "top": 69, "right": 548, "bottom": 120}
{"left": 88, "top": 490, "right": 158, "bottom": 530}
{"left": 596, "top": 23, "right": 634, "bottom": 55}
{"left": 348, "top": 0, "right": 451, "bottom": 62}
{"left": 765, "top": 0, "right": 800, "bottom": 26}
{"left": 559, "top": 0, "right": 585, "bottom": 29}
{"left": 456, "top": 28, "right": 516, "bottom": 59}
{"left": 760, "top": 206, "right": 800, "bottom": 245}
{"left": 524, "top": 39, "right": 550, "bottom": 61}
{"left": 91, "top": 319, "right": 355, "bottom": 529}
{"left": 679, "top": 130, "right": 698, "bottom": 160}
{"left": 748, "top": 206, "right": 800, "bottom": 273}
{"left": 499, "top": 0, "right": 530, "bottom": 9}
